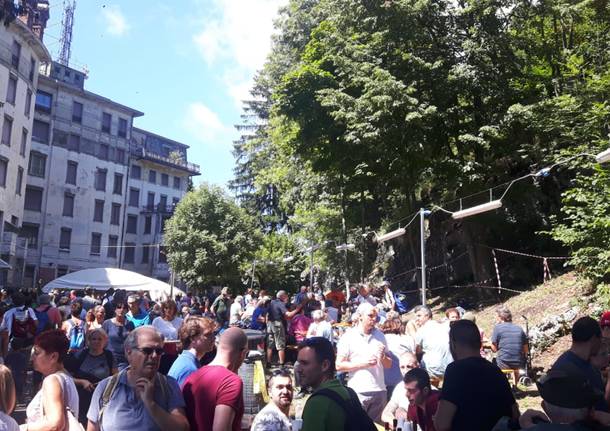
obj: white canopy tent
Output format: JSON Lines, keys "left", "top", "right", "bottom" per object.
{"left": 42, "top": 268, "right": 184, "bottom": 301}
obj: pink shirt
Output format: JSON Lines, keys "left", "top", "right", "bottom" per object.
{"left": 289, "top": 314, "right": 312, "bottom": 343}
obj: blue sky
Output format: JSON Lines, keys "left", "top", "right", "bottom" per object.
{"left": 44, "top": 0, "right": 287, "bottom": 188}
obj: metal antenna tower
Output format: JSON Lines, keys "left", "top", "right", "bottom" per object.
{"left": 58, "top": 0, "right": 76, "bottom": 66}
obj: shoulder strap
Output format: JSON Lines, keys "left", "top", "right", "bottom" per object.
{"left": 98, "top": 371, "right": 122, "bottom": 426}
{"left": 309, "top": 387, "right": 351, "bottom": 413}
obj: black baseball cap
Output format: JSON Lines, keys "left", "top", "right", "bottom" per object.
{"left": 537, "top": 369, "right": 603, "bottom": 409}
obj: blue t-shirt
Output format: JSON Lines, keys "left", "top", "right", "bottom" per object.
{"left": 250, "top": 307, "right": 268, "bottom": 330}
{"left": 102, "top": 319, "right": 135, "bottom": 367}
{"left": 552, "top": 350, "right": 608, "bottom": 412}
{"left": 491, "top": 322, "right": 527, "bottom": 367}
{"left": 126, "top": 311, "right": 151, "bottom": 328}
{"left": 87, "top": 371, "right": 185, "bottom": 431}
{"left": 168, "top": 350, "right": 199, "bottom": 387}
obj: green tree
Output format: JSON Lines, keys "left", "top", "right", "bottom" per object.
{"left": 164, "top": 184, "right": 261, "bottom": 289}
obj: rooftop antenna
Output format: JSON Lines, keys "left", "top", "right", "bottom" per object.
{"left": 58, "top": 0, "right": 76, "bottom": 66}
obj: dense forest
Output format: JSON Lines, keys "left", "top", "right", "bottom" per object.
{"left": 167, "top": 0, "right": 610, "bottom": 293}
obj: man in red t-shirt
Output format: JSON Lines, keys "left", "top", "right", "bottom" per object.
{"left": 405, "top": 368, "right": 440, "bottom": 431}
{"left": 182, "top": 327, "right": 248, "bottom": 431}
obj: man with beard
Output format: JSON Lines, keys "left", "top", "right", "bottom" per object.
{"left": 251, "top": 369, "right": 294, "bottom": 431}
{"left": 86, "top": 326, "right": 189, "bottom": 431}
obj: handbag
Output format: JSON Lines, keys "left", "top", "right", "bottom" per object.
{"left": 55, "top": 372, "right": 85, "bottom": 431}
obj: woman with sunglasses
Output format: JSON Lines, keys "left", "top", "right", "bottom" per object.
{"left": 102, "top": 301, "right": 135, "bottom": 370}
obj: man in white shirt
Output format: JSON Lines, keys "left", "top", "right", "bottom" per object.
{"left": 414, "top": 305, "right": 453, "bottom": 379}
{"left": 336, "top": 302, "right": 392, "bottom": 422}
{"left": 251, "top": 369, "right": 293, "bottom": 431}
{"left": 381, "top": 352, "right": 420, "bottom": 424}
{"left": 229, "top": 295, "right": 244, "bottom": 325}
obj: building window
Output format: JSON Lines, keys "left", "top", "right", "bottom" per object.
{"left": 6, "top": 75, "right": 16, "bottom": 105}
{"left": 148, "top": 169, "right": 156, "bottom": 184}
{"left": 0, "top": 157, "right": 7, "bottom": 188}
{"left": 108, "top": 235, "right": 118, "bottom": 258}
{"left": 90, "top": 233, "right": 101, "bottom": 255}
{"left": 95, "top": 168, "right": 107, "bottom": 191}
{"left": 25, "top": 89, "right": 32, "bottom": 116}
{"left": 142, "top": 245, "right": 149, "bottom": 263}
{"left": 57, "top": 266, "right": 69, "bottom": 277}
{"left": 20, "top": 128, "right": 27, "bottom": 156}
{"left": 159, "top": 246, "right": 167, "bottom": 263}
{"left": 72, "top": 101, "right": 83, "bottom": 123}
{"left": 130, "top": 165, "right": 141, "bottom": 179}
{"left": 124, "top": 243, "right": 135, "bottom": 263}
{"left": 20, "top": 223, "right": 38, "bottom": 249}
{"left": 160, "top": 216, "right": 171, "bottom": 233}
{"left": 110, "top": 203, "right": 121, "bottom": 225}
{"left": 94, "top": 199, "right": 104, "bottom": 222}
{"left": 118, "top": 118, "right": 127, "bottom": 138}
{"left": 62, "top": 193, "right": 74, "bottom": 217}
{"left": 172, "top": 197, "right": 179, "bottom": 207}
{"left": 59, "top": 228, "right": 72, "bottom": 251}
{"left": 99, "top": 144, "right": 109, "bottom": 160}
{"left": 126, "top": 214, "right": 137, "bottom": 234}
{"left": 173, "top": 176, "right": 181, "bottom": 189}
{"left": 15, "top": 166, "right": 23, "bottom": 195}
{"left": 28, "top": 152, "right": 46, "bottom": 177}
{"left": 113, "top": 173, "right": 123, "bottom": 195}
{"left": 68, "top": 134, "right": 80, "bottom": 152}
{"left": 11, "top": 40, "right": 20, "bottom": 68}
{"left": 32, "top": 120, "right": 50, "bottom": 144}
{"left": 144, "top": 215, "right": 152, "bottom": 234}
{"left": 2, "top": 116, "right": 13, "bottom": 147}
{"left": 24, "top": 186, "right": 43, "bottom": 212}
{"left": 29, "top": 57, "right": 35, "bottom": 82}
{"left": 102, "top": 112, "right": 111, "bottom": 133}
{"left": 66, "top": 161, "right": 77, "bottom": 185}
{"left": 161, "top": 173, "right": 169, "bottom": 186}
{"left": 129, "top": 188, "right": 139, "bottom": 207}
{"left": 147, "top": 192, "right": 155, "bottom": 208}
{"left": 116, "top": 148, "right": 125, "bottom": 164}
{"left": 160, "top": 195, "right": 167, "bottom": 208}
{"left": 35, "top": 90, "right": 52, "bottom": 112}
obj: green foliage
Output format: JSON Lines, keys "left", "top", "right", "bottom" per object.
{"left": 164, "top": 184, "right": 261, "bottom": 290}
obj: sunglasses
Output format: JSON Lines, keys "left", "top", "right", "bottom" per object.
{"left": 133, "top": 347, "right": 164, "bottom": 356}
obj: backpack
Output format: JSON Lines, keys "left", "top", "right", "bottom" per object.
{"left": 66, "top": 319, "right": 86, "bottom": 351}
{"left": 394, "top": 292, "right": 408, "bottom": 314}
{"left": 308, "top": 385, "right": 377, "bottom": 431}
{"left": 34, "top": 304, "right": 53, "bottom": 334}
{"left": 10, "top": 307, "right": 37, "bottom": 350}
{"left": 97, "top": 369, "right": 170, "bottom": 429}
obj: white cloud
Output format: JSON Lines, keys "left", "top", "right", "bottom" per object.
{"left": 102, "top": 5, "right": 130, "bottom": 37}
{"left": 192, "top": 0, "right": 287, "bottom": 106}
{"left": 183, "top": 102, "right": 231, "bottom": 146}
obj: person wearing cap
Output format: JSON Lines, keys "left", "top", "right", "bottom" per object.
{"left": 34, "top": 294, "right": 62, "bottom": 331}
{"left": 514, "top": 369, "right": 608, "bottom": 430}
{"left": 551, "top": 316, "right": 607, "bottom": 412}
{"left": 600, "top": 312, "right": 610, "bottom": 340}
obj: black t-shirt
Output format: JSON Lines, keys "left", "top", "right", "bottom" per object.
{"left": 268, "top": 299, "right": 287, "bottom": 322}
{"left": 441, "top": 356, "right": 516, "bottom": 431}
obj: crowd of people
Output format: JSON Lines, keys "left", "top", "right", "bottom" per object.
{"left": 0, "top": 282, "right": 608, "bottom": 431}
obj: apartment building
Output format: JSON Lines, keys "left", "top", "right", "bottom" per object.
{"left": 17, "top": 61, "right": 200, "bottom": 288}
{"left": 0, "top": 4, "right": 51, "bottom": 287}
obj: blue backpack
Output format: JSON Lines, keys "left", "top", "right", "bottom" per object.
{"left": 394, "top": 292, "right": 408, "bottom": 314}
{"left": 34, "top": 305, "right": 53, "bottom": 334}
{"left": 67, "top": 319, "right": 85, "bottom": 351}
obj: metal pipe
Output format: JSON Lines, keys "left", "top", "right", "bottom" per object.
{"left": 420, "top": 208, "right": 426, "bottom": 305}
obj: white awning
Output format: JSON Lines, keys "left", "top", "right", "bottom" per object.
{"left": 41, "top": 267, "right": 184, "bottom": 300}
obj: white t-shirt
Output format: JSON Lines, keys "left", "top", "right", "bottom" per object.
{"left": 415, "top": 320, "right": 453, "bottom": 377}
{"left": 389, "top": 381, "right": 409, "bottom": 410}
{"left": 152, "top": 316, "right": 183, "bottom": 340}
{"left": 337, "top": 326, "right": 388, "bottom": 392}
{"left": 26, "top": 371, "right": 79, "bottom": 424}
{"left": 251, "top": 401, "right": 291, "bottom": 431}
{"left": 306, "top": 320, "right": 334, "bottom": 343}
{"left": 230, "top": 302, "right": 243, "bottom": 324}
{"left": 356, "top": 295, "right": 377, "bottom": 306}
{"left": 0, "top": 411, "right": 19, "bottom": 431}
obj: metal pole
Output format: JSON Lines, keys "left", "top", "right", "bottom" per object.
{"left": 250, "top": 260, "right": 256, "bottom": 291}
{"left": 420, "top": 208, "right": 426, "bottom": 305}
{"left": 22, "top": 238, "right": 28, "bottom": 289}
{"left": 309, "top": 242, "right": 314, "bottom": 292}
{"left": 170, "top": 270, "right": 174, "bottom": 299}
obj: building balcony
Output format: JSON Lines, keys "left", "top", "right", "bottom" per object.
{"left": 141, "top": 204, "right": 176, "bottom": 214}
{"left": 132, "top": 147, "right": 200, "bottom": 175}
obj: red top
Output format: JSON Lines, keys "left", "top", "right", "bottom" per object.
{"left": 182, "top": 365, "right": 244, "bottom": 431}
{"left": 407, "top": 390, "right": 441, "bottom": 431}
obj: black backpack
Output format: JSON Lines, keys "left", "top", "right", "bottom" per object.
{"left": 308, "top": 385, "right": 377, "bottom": 431}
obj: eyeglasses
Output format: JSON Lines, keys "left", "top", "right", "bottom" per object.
{"left": 133, "top": 346, "right": 164, "bottom": 356}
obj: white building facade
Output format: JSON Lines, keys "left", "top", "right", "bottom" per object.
{"left": 0, "top": 5, "right": 51, "bottom": 288}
